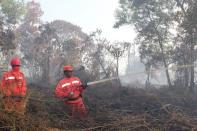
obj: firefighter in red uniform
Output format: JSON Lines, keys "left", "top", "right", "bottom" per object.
{"left": 55, "top": 65, "right": 88, "bottom": 118}
{"left": 0, "top": 57, "right": 27, "bottom": 115}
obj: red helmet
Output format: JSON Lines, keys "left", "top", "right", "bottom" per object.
{"left": 10, "top": 57, "right": 21, "bottom": 66}
{"left": 64, "top": 65, "right": 73, "bottom": 71}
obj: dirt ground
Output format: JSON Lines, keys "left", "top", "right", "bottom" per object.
{"left": 1, "top": 82, "right": 197, "bottom": 131}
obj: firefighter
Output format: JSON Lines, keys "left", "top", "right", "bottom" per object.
{"left": 0, "top": 57, "right": 27, "bottom": 115}
{"left": 55, "top": 65, "right": 88, "bottom": 118}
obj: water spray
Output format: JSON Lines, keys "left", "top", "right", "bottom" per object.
{"left": 87, "top": 76, "right": 119, "bottom": 86}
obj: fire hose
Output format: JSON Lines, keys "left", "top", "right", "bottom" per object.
{"left": 87, "top": 76, "right": 119, "bottom": 86}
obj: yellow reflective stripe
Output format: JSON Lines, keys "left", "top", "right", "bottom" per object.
{"left": 62, "top": 83, "right": 71, "bottom": 88}
{"left": 72, "top": 80, "right": 79, "bottom": 84}
{"left": 5, "top": 76, "right": 15, "bottom": 80}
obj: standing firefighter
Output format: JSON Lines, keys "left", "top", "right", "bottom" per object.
{"left": 0, "top": 57, "right": 27, "bottom": 115}
{"left": 55, "top": 65, "right": 88, "bottom": 118}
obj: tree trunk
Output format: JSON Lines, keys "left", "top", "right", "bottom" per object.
{"left": 184, "top": 68, "right": 189, "bottom": 88}
{"left": 42, "top": 55, "right": 50, "bottom": 84}
{"left": 190, "top": 64, "right": 194, "bottom": 90}
{"left": 154, "top": 26, "right": 172, "bottom": 88}
{"left": 47, "top": 55, "right": 50, "bottom": 84}
{"left": 116, "top": 57, "right": 119, "bottom": 77}
{"left": 158, "top": 40, "right": 172, "bottom": 88}
{"left": 127, "top": 44, "right": 131, "bottom": 72}
{"left": 183, "top": 57, "right": 189, "bottom": 88}
{"left": 189, "top": 31, "right": 194, "bottom": 91}
{"left": 98, "top": 59, "right": 110, "bottom": 78}
{"left": 116, "top": 57, "right": 121, "bottom": 87}
{"left": 146, "top": 72, "right": 150, "bottom": 88}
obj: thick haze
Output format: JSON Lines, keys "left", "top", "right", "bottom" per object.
{"left": 24, "top": 0, "right": 137, "bottom": 75}
{"left": 26, "top": 0, "right": 136, "bottom": 42}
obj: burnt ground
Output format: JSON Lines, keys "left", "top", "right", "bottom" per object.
{"left": 1, "top": 82, "right": 197, "bottom": 131}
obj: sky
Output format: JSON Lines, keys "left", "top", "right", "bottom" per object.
{"left": 27, "top": 0, "right": 136, "bottom": 42}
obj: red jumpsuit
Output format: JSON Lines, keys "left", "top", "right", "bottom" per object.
{"left": 1, "top": 69, "right": 27, "bottom": 114}
{"left": 55, "top": 76, "right": 87, "bottom": 118}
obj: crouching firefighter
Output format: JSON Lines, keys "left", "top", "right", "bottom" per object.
{"left": 55, "top": 65, "right": 88, "bottom": 118}
{"left": 0, "top": 57, "right": 27, "bottom": 115}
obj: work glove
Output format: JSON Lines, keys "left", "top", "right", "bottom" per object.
{"left": 63, "top": 92, "right": 78, "bottom": 101}
{"left": 69, "top": 92, "right": 74, "bottom": 97}
{"left": 12, "top": 96, "right": 25, "bottom": 101}
{"left": 62, "top": 97, "right": 69, "bottom": 101}
{"left": 81, "top": 82, "right": 88, "bottom": 89}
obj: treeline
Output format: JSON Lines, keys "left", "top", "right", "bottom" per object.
{"left": 0, "top": 0, "right": 130, "bottom": 85}
{"left": 115, "top": 0, "right": 197, "bottom": 90}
